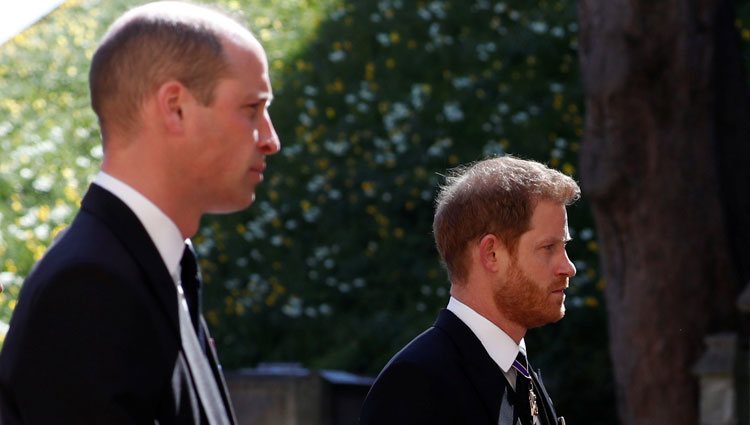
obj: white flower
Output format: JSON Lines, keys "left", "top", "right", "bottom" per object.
{"left": 33, "top": 175, "right": 54, "bottom": 192}
{"left": 328, "top": 50, "right": 346, "bottom": 62}
{"left": 443, "top": 102, "right": 464, "bottom": 122}
{"left": 529, "top": 21, "right": 548, "bottom": 34}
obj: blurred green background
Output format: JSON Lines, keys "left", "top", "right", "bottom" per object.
{"left": 4, "top": 0, "right": 750, "bottom": 423}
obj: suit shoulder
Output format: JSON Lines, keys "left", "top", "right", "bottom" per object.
{"left": 390, "top": 325, "right": 460, "bottom": 369}
{"left": 360, "top": 326, "right": 462, "bottom": 425}
{"left": 26, "top": 210, "right": 135, "bottom": 284}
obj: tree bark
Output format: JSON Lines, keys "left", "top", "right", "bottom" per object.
{"left": 577, "top": 1, "right": 748, "bottom": 424}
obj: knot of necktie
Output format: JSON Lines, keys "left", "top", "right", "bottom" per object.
{"left": 180, "top": 243, "right": 201, "bottom": 334}
{"left": 513, "top": 351, "right": 531, "bottom": 379}
{"left": 181, "top": 244, "right": 199, "bottom": 284}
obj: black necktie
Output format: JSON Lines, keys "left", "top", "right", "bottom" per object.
{"left": 181, "top": 244, "right": 204, "bottom": 346}
{"left": 177, "top": 244, "right": 230, "bottom": 425}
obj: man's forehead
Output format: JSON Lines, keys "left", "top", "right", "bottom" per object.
{"left": 526, "top": 202, "right": 570, "bottom": 233}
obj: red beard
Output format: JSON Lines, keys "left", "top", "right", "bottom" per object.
{"left": 493, "top": 260, "right": 568, "bottom": 330}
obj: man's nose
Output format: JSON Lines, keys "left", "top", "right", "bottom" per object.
{"left": 258, "top": 110, "right": 280, "bottom": 154}
{"left": 559, "top": 251, "right": 576, "bottom": 278}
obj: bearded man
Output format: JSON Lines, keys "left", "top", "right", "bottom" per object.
{"left": 360, "top": 156, "right": 578, "bottom": 425}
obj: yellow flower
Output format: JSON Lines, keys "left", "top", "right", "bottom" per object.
{"left": 587, "top": 240, "right": 599, "bottom": 252}
{"left": 64, "top": 185, "right": 80, "bottom": 203}
{"left": 52, "top": 224, "right": 67, "bottom": 239}
{"left": 562, "top": 162, "right": 575, "bottom": 176}
{"left": 296, "top": 59, "right": 309, "bottom": 71}
{"left": 4, "top": 260, "right": 17, "bottom": 273}
{"left": 260, "top": 29, "right": 272, "bottom": 42}
{"left": 32, "top": 99, "right": 47, "bottom": 112}
{"left": 553, "top": 93, "right": 563, "bottom": 110}
{"left": 206, "top": 310, "right": 219, "bottom": 326}
{"left": 33, "top": 244, "right": 45, "bottom": 261}
{"left": 584, "top": 297, "right": 599, "bottom": 308}
{"left": 365, "top": 62, "right": 375, "bottom": 80}
{"left": 33, "top": 209, "right": 50, "bottom": 227}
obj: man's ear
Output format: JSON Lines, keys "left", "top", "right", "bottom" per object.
{"left": 155, "top": 80, "right": 188, "bottom": 134}
{"left": 478, "top": 234, "right": 507, "bottom": 273}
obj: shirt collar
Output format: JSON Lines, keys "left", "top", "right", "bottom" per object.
{"left": 93, "top": 171, "right": 185, "bottom": 280}
{"left": 447, "top": 296, "right": 526, "bottom": 373}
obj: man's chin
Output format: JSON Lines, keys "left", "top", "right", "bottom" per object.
{"left": 207, "top": 194, "right": 256, "bottom": 214}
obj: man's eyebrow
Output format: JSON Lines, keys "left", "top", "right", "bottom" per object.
{"left": 243, "top": 92, "right": 274, "bottom": 103}
{"left": 538, "top": 236, "right": 572, "bottom": 245}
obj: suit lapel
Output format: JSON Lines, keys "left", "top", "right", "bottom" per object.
{"left": 434, "top": 309, "right": 509, "bottom": 424}
{"left": 530, "top": 368, "right": 558, "bottom": 425}
{"left": 80, "top": 184, "right": 180, "bottom": 335}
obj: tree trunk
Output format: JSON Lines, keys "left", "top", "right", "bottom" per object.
{"left": 577, "top": 1, "right": 748, "bottom": 424}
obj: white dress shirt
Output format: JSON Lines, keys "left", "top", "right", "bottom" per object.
{"left": 93, "top": 171, "right": 185, "bottom": 281}
{"left": 447, "top": 296, "right": 527, "bottom": 389}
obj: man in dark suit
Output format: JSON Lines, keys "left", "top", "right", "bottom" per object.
{"left": 0, "top": 2, "right": 280, "bottom": 424}
{"left": 360, "top": 156, "right": 579, "bottom": 425}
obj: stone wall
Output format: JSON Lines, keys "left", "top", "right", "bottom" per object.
{"left": 226, "top": 363, "right": 373, "bottom": 425}
{"left": 0, "top": 363, "right": 373, "bottom": 425}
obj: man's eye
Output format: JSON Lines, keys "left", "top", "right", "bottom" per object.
{"left": 245, "top": 104, "right": 260, "bottom": 116}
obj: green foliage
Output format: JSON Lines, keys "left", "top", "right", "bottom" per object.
{"left": 0, "top": 0, "right": 618, "bottom": 422}
{"left": 0, "top": 0, "right": 109, "bottom": 325}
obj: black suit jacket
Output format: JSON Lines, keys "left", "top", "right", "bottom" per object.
{"left": 359, "top": 309, "right": 560, "bottom": 425}
{"left": 0, "top": 184, "right": 237, "bottom": 425}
